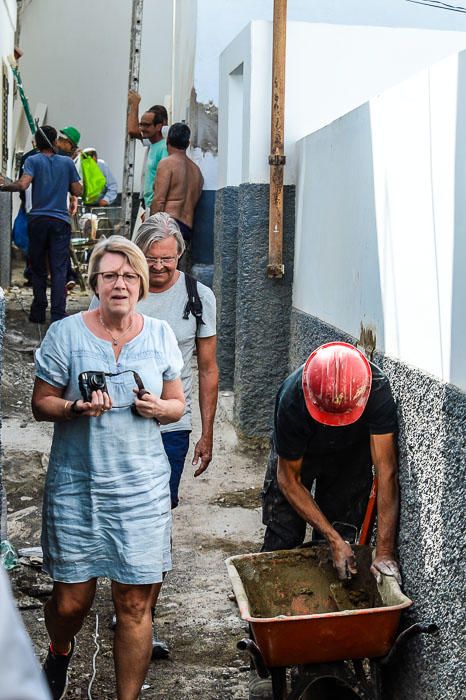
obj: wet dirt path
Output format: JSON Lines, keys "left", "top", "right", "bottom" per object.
{"left": 2, "top": 280, "right": 267, "bottom": 699}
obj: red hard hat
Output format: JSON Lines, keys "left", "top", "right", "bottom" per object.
{"left": 302, "top": 342, "right": 372, "bottom": 426}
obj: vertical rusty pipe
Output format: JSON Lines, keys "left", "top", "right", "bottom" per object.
{"left": 267, "top": 0, "right": 287, "bottom": 279}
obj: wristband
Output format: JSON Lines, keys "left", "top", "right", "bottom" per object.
{"left": 70, "top": 399, "right": 83, "bottom": 415}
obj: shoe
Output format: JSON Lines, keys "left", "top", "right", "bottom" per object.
{"left": 65, "top": 280, "right": 76, "bottom": 292}
{"left": 249, "top": 668, "right": 272, "bottom": 700}
{"left": 110, "top": 613, "right": 170, "bottom": 660}
{"left": 29, "top": 313, "right": 46, "bottom": 324}
{"left": 151, "top": 634, "right": 170, "bottom": 660}
{"left": 43, "top": 637, "right": 75, "bottom": 700}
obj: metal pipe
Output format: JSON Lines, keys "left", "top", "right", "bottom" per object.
{"left": 267, "top": 0, "right": 287, "bottom": 279}
{"left": 237, "top": 639, "right": 269, "bottom": 678}
{"left": 121, "top": 0, "right": 144, "bottom": 237}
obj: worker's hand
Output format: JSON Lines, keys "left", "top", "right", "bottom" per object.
{"left": 192, "top": 434, "right": 213, "bottom": 477}
{"left": 75, "top": 390, "right": 112, "bottom": 417}
{"left": 128, "top": 89, "right": 141, "bottom": 106}
{"left": 370, "top": 556, "right": 401, "bottom": 585}
{"left": 98, "top": 199, "right": 109, "bottom": 207}
{"left": 330, "top": 539, "right": 357, "bottom": 581}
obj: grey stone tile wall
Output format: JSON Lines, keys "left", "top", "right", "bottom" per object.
{"left": 290, "top": 307, "right": 466, "bottom": 700}
{"left": 213, "top": 187, "right": 238, "bottom": 391}
{"left": 233, "top": 184, "right": 295, "bottom": 438}
{"left": 0, "top": 290, "right": 5, "bottom": 537}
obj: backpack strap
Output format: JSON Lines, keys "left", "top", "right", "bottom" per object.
{"left": 183, "top": 273, "right": 205, "bottom": 331}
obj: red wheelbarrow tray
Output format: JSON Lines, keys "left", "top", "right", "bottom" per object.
{"left": 225, "top": 545, "right": 412, "bottom": 667}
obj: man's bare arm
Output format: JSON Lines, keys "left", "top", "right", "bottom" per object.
{"left": 277, "top": 456, "right": 357, "bottom": 580}
{"left": 0, "top": 173, "right": 32, "bottom": 192}
{"left": 150, "top": 161, "right": 172, "bottom": 215}
{"left": 70, "top": 181, "right": 83, "bottom": 197}
{"left": 192, "top": 335, "right": 219, "bottom": 477}
{"left": 370, "top": 433, "right": 401, "bottom": 583}
{"left": 127, "top": 90, "right": 142, "bottom": 140}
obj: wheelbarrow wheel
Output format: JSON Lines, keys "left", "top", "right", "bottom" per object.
{"left": 290, "top": 679, "right": 362, "bottom": 700}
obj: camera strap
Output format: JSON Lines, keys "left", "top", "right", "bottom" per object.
{"left": 103, "top": 370, "right": 146, "bottom": 408}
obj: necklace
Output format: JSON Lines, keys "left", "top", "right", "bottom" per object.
{"left": 99, "top": 314, "right": 135, "bottom": 346}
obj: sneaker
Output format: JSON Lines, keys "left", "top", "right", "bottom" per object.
{"left": 65, "top": 280, "right": 76, "bottom": 292}
{"left": 43, "top": 637, "right": 75, "bottom": 700}
{"left": 249, "top": 668, "right": 273, "bottom": 700}
{"left": 151, "top": 634, "right": 170, "bottom": 660}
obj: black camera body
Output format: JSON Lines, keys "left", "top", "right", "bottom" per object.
{"left": 78, "top": 371, "right": 108, "bottom": 403}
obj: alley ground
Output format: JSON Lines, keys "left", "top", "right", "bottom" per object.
{"left": 2, "top": 264, "right": 268, "bottom": 699}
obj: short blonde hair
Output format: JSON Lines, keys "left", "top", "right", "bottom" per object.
{"left": 88, "top": 235, "right": 149, "bottom": 300}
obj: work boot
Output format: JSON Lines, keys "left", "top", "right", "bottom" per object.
{"left": 249, "top": 668, "right": 273, "bottom": 700}
{"left": 43, "top": 637, "right": 75, "bottom": 700}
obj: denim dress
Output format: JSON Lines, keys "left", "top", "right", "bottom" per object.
{"left": 35, "top": 313, "right": 183, "bottom": 584}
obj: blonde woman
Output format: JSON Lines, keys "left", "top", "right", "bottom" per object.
{"left": 32, "top": 236, "right": 184, "bottom": 700}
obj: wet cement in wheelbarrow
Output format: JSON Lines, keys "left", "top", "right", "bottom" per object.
{"left": 234, "top": 545, "right": 383, "bottom": 618}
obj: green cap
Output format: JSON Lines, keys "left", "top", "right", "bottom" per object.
{"left": 60, "top": 126, "right": 80, "bottom": 146}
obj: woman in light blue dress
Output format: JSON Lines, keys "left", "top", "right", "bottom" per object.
{"left": 32, "top": 236, "right": 184, "bottom": 700}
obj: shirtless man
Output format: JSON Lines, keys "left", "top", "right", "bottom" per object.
{"left": 150, "top": 123, "right": 203, "bottom": 243}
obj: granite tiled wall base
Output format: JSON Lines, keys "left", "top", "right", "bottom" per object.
{"left": 213, "top": 187, "right": 238, "bottom": 391}
{"left": 0, "top": 291, "right": 5, "bottom": 535}
{"left": 233, "top": 184, "right": 295, "bottom": 438}
{"left": 290, "top": 308, "right": 466, "bottom": 700}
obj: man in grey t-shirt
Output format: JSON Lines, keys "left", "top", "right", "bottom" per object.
{"left": 134, "top": 213, "right": 218, "bottom": 508}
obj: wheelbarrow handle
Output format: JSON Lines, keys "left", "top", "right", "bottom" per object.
{"left": 237, "top": 638, "right": 269, "bottom": 679}
{"left": 380, "top": 622, "right": 439, "bottom": 666}
{"left": 358, "top": 476, "right": 378, "bottom": 545}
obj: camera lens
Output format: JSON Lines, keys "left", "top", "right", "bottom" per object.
{"left": 89, "top": 374, "right": 106, "bottom": 390}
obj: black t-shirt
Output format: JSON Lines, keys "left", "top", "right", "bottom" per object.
{"left": 274, "top": 362, "right": 398, "bottom": 459}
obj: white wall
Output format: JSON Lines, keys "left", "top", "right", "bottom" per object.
{"left": 195, "top": 0, "right": 466, "bottom": 107}
{"left": 16, "top": 0, "right": 173, "bottom": 190}
{"left": 293, "top": 51, "right": 466, "bottom": 390}
{"left": 181, "top": 0, "right": 466, "bottom": 189}
{"left": 0, "top": 0, "right": 16, "bottom": 177}
{"left": 172, "top": 0, "right": 197, "bottom": 121}
{"left": 219, "top": 20, "right": 466, "bottom": 187}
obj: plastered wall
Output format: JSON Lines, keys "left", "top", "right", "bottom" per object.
{"left": 219, "top": 21, "right": 466, "bottom": 188}
{"left": 293, "top": 51, "right": 466, "bottom": 392}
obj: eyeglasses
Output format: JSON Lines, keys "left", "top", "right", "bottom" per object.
{"left": 145, "top": 256, "right": 177, "bottom": 266}
{"left": 96, "top": 272, "right": 140, "bottom": 285}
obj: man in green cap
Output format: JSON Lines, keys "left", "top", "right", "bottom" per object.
{"left": 57, "top": 126, "right": 80, "bottom": 157}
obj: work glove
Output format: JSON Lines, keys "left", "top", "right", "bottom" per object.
{"left": 370, "top": 557, "right": 402, "bottom": 585}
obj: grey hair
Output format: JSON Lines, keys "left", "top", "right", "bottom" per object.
{"left": 134, "top": 212, "right": 186, "bottom": 256}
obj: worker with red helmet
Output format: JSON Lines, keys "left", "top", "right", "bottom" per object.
{"left": 262, "top": 341, "right": 401, "bottom": 584}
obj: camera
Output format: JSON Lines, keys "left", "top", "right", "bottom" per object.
{"left": 78, "top": 371, "right": 108, "bottom": 403}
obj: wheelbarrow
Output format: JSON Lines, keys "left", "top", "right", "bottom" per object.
{"left": 226, "top": 544, "right": 437, "bottom": 699}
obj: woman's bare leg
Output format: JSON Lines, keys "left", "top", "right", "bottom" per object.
{"left": 112, "top": 581, "right": 161, "bottom": 700}
{"left": 45, "top": 579, "right": 97, "bottom": 652}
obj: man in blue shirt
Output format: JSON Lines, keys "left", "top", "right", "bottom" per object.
{"left": 0, "top": 125, "right": 82, "bottom": 323}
